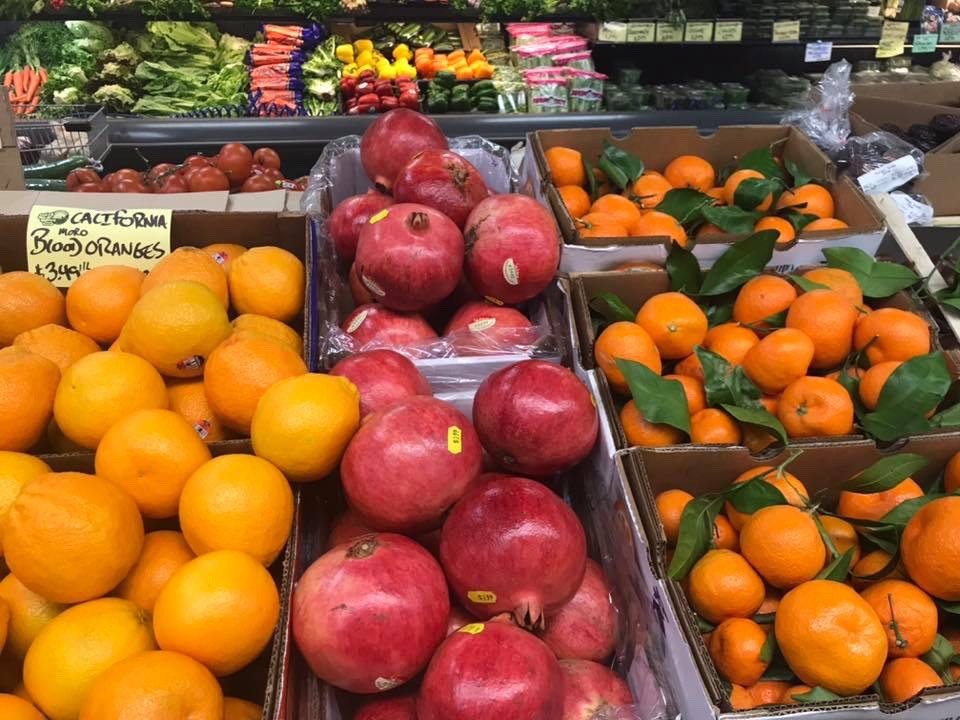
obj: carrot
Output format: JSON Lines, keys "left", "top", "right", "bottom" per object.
{"left": 25, "top": 71, "right": 41, "bottom": 102}
{"left": 3, "top": 72, "right": 12, "bottom": 88}
{"left": 12, "top": 71, "right": 23, "bottom": 97}
{"left": 22, "top": 66, "right": 32, "bottom": 88}
{"left": 38, "top": 67, "right": 47, "bottom": 84}
{"left": 24, "top": 95, "right": 40, "bottom": 115}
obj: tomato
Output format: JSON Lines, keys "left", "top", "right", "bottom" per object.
{"left": 101, "top": 173, "right": 114, "bottom": 187}
{"left": 113, "top": 179, "right": 153, "bottom": 194}
{"left": 147, "top": 163, "right": 177, "bottom": 183}
{"left": 187, "top": 166, "right": 230, "bottom": 193}
{"left": 74, "top": 181, "right": 107, "bottom": 193}
{"left": 259, "top": 167, "right": 284, "bottom": 182}
{"left": 241, "top": 174, "right": 278, "bottom": 193}
{"left": 253, "top": 147, "right": 282, "bottom": 170}
{"left": 66, "top": 168, "right": 100, "bottom": 191}
{"left": 183, "top": 155, "right": 213, "bottom": 169}
{"left": 156, "top": 176, "right": 189, "bottom": 194}
{"left": 216, "top": 143, "right": 254, "bottom": 187}
{"left": 109, "top": 169, "right": 143, "bottom": 190}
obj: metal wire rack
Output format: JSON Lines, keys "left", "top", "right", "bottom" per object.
{"left": 14, "top": 105, "right": 110, "bottom": 167}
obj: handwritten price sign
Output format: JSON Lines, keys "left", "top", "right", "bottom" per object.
{"left": 27, "top": 206, "right": 172, "bottom": 287}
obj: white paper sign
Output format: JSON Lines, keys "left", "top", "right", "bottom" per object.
{"left": 857, "top": 155, "right": 920, "bottom": 194}
{"left": 804, "top": 41, "right": 833, "bottom": 62}
{"left": 890, "top": 191, "right": 934, "bottom": 226}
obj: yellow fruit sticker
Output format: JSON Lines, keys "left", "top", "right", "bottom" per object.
{"left": 346, "top": 309, "right": 369, "bottom": 334}
{"left": 502, "top": 257, "right": 520, "bottom": 286}
{"left": 467, "top": 590, "right": 497, "bottom": 604}
{"left": 484, "top": 295, "right": 504, "bottom": 306}
{"left": 369, "top": 209, "right": 389, "bottom": 224}
{"left": 448, "top": 426, "right": 462, "bottom": 454}
{"left": 468, "top": 317, "right": 497, "bottom": 332}
{"left": 361, "top": 273, "right": 386, "bottom": 297}
{"left": 459, "top": 623, "right": 485, "bottom": 635}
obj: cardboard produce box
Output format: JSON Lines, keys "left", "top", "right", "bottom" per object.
{"left": 625, "top": 439, "right": 960, "bottom": 719}
{"left": 526, "top": 126, "right": 886, "bottom": 272}
{"left": 852, "top": 80, "right": 960, "bottom": 105}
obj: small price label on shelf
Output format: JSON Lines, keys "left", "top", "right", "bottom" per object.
{"left": 804, "top": 41, "right": 833, "bottom": 61}
{"left": 877, "top": 20, "right": 909, "bottom": 58}
{"left": 626, "top": 21, "right": 655, "bottom": 43}
{"left": 684, "top": 21, "right": 714, "bottom": 42}
{"left": 656, "top": 22, "right": 684, "bottom": 42}
{"left": 940, "top": 23, "right": 960, "bottom": 44}
{"left": 857, "top": 155, "right": 919, "bottom": 194}
{"left": 598, "top": 21, "right": 628, "bottom": 43}
{"left": 715, "top": 21, "right": 743, "bottom": 42}
{"left": 26, "top": 206, "right": 172, "bottom": 288}
{"left": 912, "top": 33, "right": 938, "bottom": 53}
{"left": 772, "top": 20, "right": 801, "bottom": 42}
{"left": 867, "top": 4, "right": 881, "bottom": 16}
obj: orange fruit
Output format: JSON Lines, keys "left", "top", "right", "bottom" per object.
{"left": 712, "top": 515, "right": 740, "bottom": 551}
{"left": 706, "top": 187, "right": 726, "bottom": 205}
{"left": 740, "top": 505, "right": 825, "bottom": 589}
{"left": 0, "top": 272, "right": 65, "bottom": 347}
{"left": 803, "top": 217, "right": 848, "bottom": 232}
{"left": 95, "top": 408, "right": 212, "bottom": 518}
{"left": 621, "top": 401, "right": 684, "bottom": 448}
{"left": 664, "top": 155, "right": 715, "bottom": 191}
{"left": 725, "top": 466, "right": 809, "bottom": 530}
{"left": 141, "top": 247, "right": 229, "bottom": 308}
{"left": 704, "top": 323, "right": 759, "bottom": 366}
{"left": 223, "top": 697, "right": 262, "bottom": 720}
{"left": 709, "top": 617, "right": 769, "bottom": 685}
{"left": 664, "top": 373, "right": 706, "bottom": 415}
{"left": 122, "top": 281, "right": 233, "bottom": 379}
{"left": 153, "top": 550, "right": 280, "bottom": 676}
{"left": 799, "top": 267, "right": 863, "bottom": 307}
{"left": 785, "top": 289, "right": 857, "bottom": 369}
{"left": 900, "top": 496, "right": 960, "bottom": 601}
{"left": 12, "top": 324, "right": 99, "bottom": 373}
{"left": 203, "top": 333, "right": 307, "bottom": 434}
{"left": 179, "top": 454, "right": 294, "bottom": 565}
{"left": 79, "top": 649, "right": 223, "bottom": 720}
{"left": 729, "top": 684, "right": 753, "bottom": 710}
{"left": 879, "top": 658, "right": 943, "bottom": 703}
{"left": 0, "top": 694, "right": 44, "bottom": 720}
{"left": 860, "top": 580, "right": 938, "bottom": 658}
{"left": 558, "top": 185, "right": 591, "bottom": 219}
{"left": 594, "top": 321, "right": 662, "bottom": 394}
{"left": 732, "top": 275, "right": 797, "bottom": 328}
{"left": 655, "top": 489, "right": 694, "bottom": 544}
{"left": 673, "top": 353, "right": 704, "bottom": 383}
{"left": 837, "top": 478, "right": 924, "bottom": 522}
{"left": 250, "top": 373, "right": 361, "bottom": 483}
{"left": 775, "top": 579, "right": 887, "bottom": 696}
{"left": 635, "top": 292, "right": 708, "bottom": 360}
{"left": 820, "top": 515, "right": 861, "bottom": 567}
{"left": 203, "top": 243, "right": 248, "bottom": 274}
{"left": 0, "top": 574, "right": 64, "bottom": 660}
{"left": 777, "top": 376, "right": 854, "bottom": 438}
{"left": 0, "top": 452, "right": 50, "bottom": 556}
{"left": 24, "top": 597, "right": 156, "bottom": 720}
{"left": 854, "top": 308, "right": 930, "bottom": 365}
{"left": 781, "top": 685, "right": 813, "bottom": 705}
{"left": 632, "top": 211, "right": 688, "bottom": 247}
{"left": 724, "top": 170, "right": 771, "bottom": 211}
{"left": 228, "top": 246, "right": 305, "bottom": 324}
{"left": 754, "top": 216, "right": 795, "bottom": 245}
{"left": 576, "top": 212, "right": 628, "bottom": 238}
{"left": 590, "top": 194, "right": 644, "bottom": 235}
{"left": 747, "top": 681, "right": 792, "bottom": 707}
{"left": 65, "top": 265, "right": 145, "bottom": 344}
{"left": 687, "top": 549, "right": 765, "bottom": 624}
{"left": 116, "top": 530, "right": 196, "bottom": 614}
{"left": 696, "top": 223, "right": 724, "bottom": 239}
{"left": 630, "top": 174, "right": 673, "bottom": 210}
{"left": 0, "top": 348, "right": 60, "bottom": 452}
{"left": 690, "top": 409, "right": 742, "bottom": 445}
{"left": 5, "top": 472, "right": 144, "bottom": 604}
{"left": 166, "top": 380, "right": 231, "bottom": 442}
{"left": 947, "top": 450, "right": 960, "bottom": 494}
{"left": 742, "top": 328, "right": 815, "bottom": 395}
{"left": 53, "top": 350, "right": 168, "bottom": 449}
{"left": 757, "top": 589, "right": 781, "bottom": 615}
{"left": 858, "top": 361, "right": 903, "bottom": 411}
{"left": 776, "top": 184, "right": 835, "bottom": 219}
{"left": 544, "top": 147, "right": 585, "bottom": 186}
{"left": 852, "top": 550, "right": 904, "bottom": 589}
{"left": 231, "top": 314, "right": 302, "bottom": 356}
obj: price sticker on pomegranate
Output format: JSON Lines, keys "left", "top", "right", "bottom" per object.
{"left": 368, "top": 209, "right": 389, "bottom": 224}
{"left": 467, "top": 590, "right": 498, "bottom": 604}
{"left": 459, "top": 623, "right": 485, "bottom": 635}
{"left": 448, "top": 426, "right": 463, "bottom": 454}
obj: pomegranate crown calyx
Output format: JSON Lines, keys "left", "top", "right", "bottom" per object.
{"left": 408, "top": 211, "right": 431, "bottom": 231}
{"left": 347, "top": 535, "right": 380, "bottom": 559}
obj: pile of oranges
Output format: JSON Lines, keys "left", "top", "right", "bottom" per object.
{"left": 655, "top": 451, "right": 960, "bottom": 710}
{"left": 544, "top": 145, "right": 849, "bottom": 247}
{"left": 0, "top": 245, "right": 362, "bottom": 719}
{"left": 594, "top": 265, "right": 933, "bottom": 447}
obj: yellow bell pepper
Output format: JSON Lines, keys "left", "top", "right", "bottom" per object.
{"left": 357, "top": 63, "right": 375, "bottom": 75}
{"left": 392, "top": 43, "right": 412, "bottom": 61}
{"left": 394, "top": 60, "right": 417, "bottom": 80}
{"left": 354, "top": 38, "right": 373, "bottom": 53}
{"left": 356, "top": 49, "right": 374, "bottom": 67}
{"left": 336, "top": 44, "right": 354, "bottom": 64}
{"left": 379, "top": 65, "right": 397, "bottom": 80}
{"left": 341, "top": 63, "right": 360, "bottom": 78}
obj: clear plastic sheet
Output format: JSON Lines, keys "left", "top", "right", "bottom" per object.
{"left": 835, "top": 130, "right": 925, "bottom": 181}
{"left": 781, "top": 59, "right": 854, "bottom": 155}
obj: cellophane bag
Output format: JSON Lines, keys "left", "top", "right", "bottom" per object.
{"left": 781, "top": 58, "right": 854, "bottom": 155}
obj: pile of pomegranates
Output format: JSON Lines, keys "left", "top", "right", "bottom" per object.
{"left": 292, "top": 357, "right": 629, "bottom": 719}
{"left": 326, "top": 109, "right": 562, "bottom": 357}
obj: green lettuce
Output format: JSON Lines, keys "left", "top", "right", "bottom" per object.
{"left": 104, "top": 42, "right": 141, "bottom": 66}
{"left": 144, "top": 21, "right": 217, "bottom": 54}
{"left": 92, "top": 84, "right": 135, "bottom": 111}
{"left": 65, "top": 21, "right": 113, "bottom": 45}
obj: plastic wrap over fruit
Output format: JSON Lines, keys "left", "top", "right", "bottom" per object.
{"left": 781, "top": 59, "right": 853, "bottom": 155}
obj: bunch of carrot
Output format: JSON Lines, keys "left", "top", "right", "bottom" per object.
{"left": 4, "top": 66, "right": 48, "bottom": 115}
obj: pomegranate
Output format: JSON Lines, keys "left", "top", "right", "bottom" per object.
{"left": 446, "top": 604, "right": 474, "bottom": 636}
{"left": 473, "top": 360, "right": 598, "bottom": 477}
{"left": 349, "top": 262, "right": 377, "bottom": 306}
{"left": 560, "top": 660, "right": 634, "bottom": 720}
{"left": 328, "top": 191, "right": 395, "bottom": 262}
{"left": 417, "top": 527, "right": 442, "bottom": 559}
{"left": 328, "top": 509, "right": 373, "bottom": 548}
{"left": 331, "top": 349, "right": 432, "bottom": 420}
{"left": 342, "top": 304, "right": 438, "bottom": 349}
{"left": 393, "top": 150, "right": 490, "bottom": 229}
{"left": 444, "top": 301, "right": 535, "bottom": 355}
{"left": 342, "top": 397, "right": 482, "bottom": 533}
{"left": 355, "top": 696, "right": 418, "bottom": 720}
{"left": 355, "top": 203, "right": 464, "bottom": 312}
{"left": 541, "top": 560, "right": 618, "bottom": 662}
{"left": 418, "top": 620, "right": 563, "bottom": 720}
{"left": 360, "top": 109, "right": 448, "bottom": 192}
{"left": 292, "top": 533, "right": 449, "bottom": 693}
{"left": 464, "top": 194, "right": 561, "bottom": 305}
{"left": 440, "top": 475, "right": 586, "bottom": 629}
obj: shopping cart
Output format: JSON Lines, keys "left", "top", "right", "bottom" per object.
{"left": 14, "top": 105, "right": 110, "bottom": 167}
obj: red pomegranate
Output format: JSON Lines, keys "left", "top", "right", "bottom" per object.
{"left": 328, "top": 191, "right": 395, "bottom": 261}
{"left": 446, "top": 604, "right": 474, "bottom": 636}
{"left": 330, "top": 349, "right": 432, "bottom": 420}
{"left": 393, "top": 150, "right": 491, "bottom": 229}
{"left": 560, "top": 660, "right": 634, "bottom": 720}
{"left": 349, "top": 262, "right": 377, "bottom": 306}
{"left": 417, "top": 527, "right": 442, "bottom": 559}
{"left": 355, "top": 696, "right": 418, "bottom": 720}
{"left": 292, "top": 533, "right": 449, "bottom": 693}
{"left": 360, "top": 109, "right": 449, "bottom": 192}
{"left": 473, "top": 360, "right": 598, "bottom": 477}
{"left": 342, "top": 304, "right": 438, "bottom": 349}
{"left": 418, "top": 620, "right": 564, "bottom": 720}
{"left": 355, "top": 203, "right": 464, "bottom": 312}
{"left": 541, "top": 560, "right": 618, "bottom": 662}
{"left": 444, "top": 301, "right": 535, "bottom": 355}
{"left": 464, "top": 194, "right": 561, "bottom": 305}
{"left": 327, "top": 509, "right": 374, "bottom": 548}
{"left": 440, "top": 475, "right": 586, "bottom": 629}
{"left": 342, "top": 397, "right": 482, "bottom": 533}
